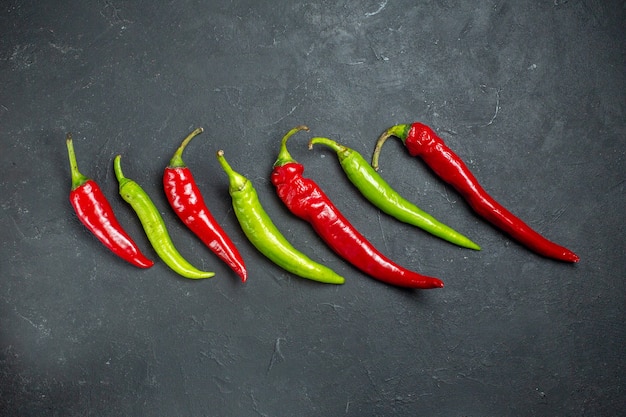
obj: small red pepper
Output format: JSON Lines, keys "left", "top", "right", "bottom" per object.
{"left": 66, "top": 133, "right": 154, "bottom": 268}
{"left": 163, "top": 128, "right": 247, "bottom": 282}
{"left": 373, "top": 123, "right": 579, "bottom": 263}
{"left": 271, "top": 126, "right": 444, "bottom": 289}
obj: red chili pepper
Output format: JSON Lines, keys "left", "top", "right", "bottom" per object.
{"left": 163, "top": 128, "right": 248, "bottom": 282}
{"left": 373, "top": 123, "right": 579, "bottom": 263}
{"left": 271, "top": 126, "right": 444, "bottom": 289}
{"left": 66, "top": 133, "right": 154, "bottom": 268}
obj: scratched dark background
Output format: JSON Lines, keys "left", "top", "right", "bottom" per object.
{"left": 1, "top": 0, "right": 624, "bottom": 416}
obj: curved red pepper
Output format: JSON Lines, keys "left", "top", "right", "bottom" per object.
{"left": 373, "top": 123, "right": 579, "bottom": 263}
{"left": 163, "top": 128, "right": 248, "bottom": 282}
{"left": 271, "top": 126, "right": 443, "bottom": 289}
{"left": 66, "top": 134, "right": 154, "bottom": 268}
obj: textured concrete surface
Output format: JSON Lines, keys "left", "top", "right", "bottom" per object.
{"left": 1, "top": 1, "right": 624, "bottom": 415}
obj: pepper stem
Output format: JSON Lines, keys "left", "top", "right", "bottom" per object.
{"left": 216, "top": 150, "right": 248, "bottom": 192}
{"left": 65, "top": 133, "right": 90, "bottom": 190}
{"left": 371, "top": 124, "right": 410, "bottom": 171}
{"left": 308, "top": 137, "right": 343, "bottom": 153}
{"left": 168, "top": 127, "right": 204, "bottom": 168}
{"left": 273, "top": 125, "right": 309, "bottom": 167}
{"left": 113, "top": 155, "right": 125, "bottom": 180}
{"left": 113, "top": 154, "right": 133, "bottom": 190}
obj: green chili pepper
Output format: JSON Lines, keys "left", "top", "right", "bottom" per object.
{"left": 215, "top": 150, "right": 345, "bottom": 285}
{"left": 113, "top": 155, "right": 214, "bottom": 279}
{"left": 308, "top": 137, "right": 481, "bottom": 251}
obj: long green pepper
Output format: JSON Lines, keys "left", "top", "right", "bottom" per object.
{"left": 308, "top": 137, "right": 480, "bottom": 251}
{"left": 114, "top": 155, "right": 214, "bottom": 279}
{"left": 216, "top": 150, "right": 344, "bottom": 285}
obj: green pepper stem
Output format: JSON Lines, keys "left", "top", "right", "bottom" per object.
{"left": 113, "top": 155, "right": 125, "bottom": 180}
{"left": 113, "top": 154, "right": 134, "bottom": 190}
{"left": 168, "top": 127, "right": 204, "bottom": 168}
{"left": 65, "top": 133, "right": 90, "bottom": 190}
{"left": 371, "top": 124, "right": 410, "bottom": 171}
{"left": 216, "top": 150, "right": 248, "bottom": 192}
{"left": 273, "top": 125, "right": 309, "bottom": 167}
{"left": 308, "top": 136, "right": 343, "bottom": 153}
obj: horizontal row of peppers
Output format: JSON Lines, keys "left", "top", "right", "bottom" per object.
{"left": 66, "top": 123, "right": 579, "bottom": 289}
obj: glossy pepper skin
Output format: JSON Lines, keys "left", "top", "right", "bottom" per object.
{"left": 164, "top": 128, "right": 247, "bottom": 282}
{"left": 308, "top": 136, "right": 480, "bottom": 251}
{"left": 65, "top": 133, "right": 153, "bottom": 268}
{"left": 372, "top": 122, "right": 579, "bottom": 263}
{"left": 216, "top": 150, "right": 344, "bottom": 285}
{"left": 271, "top": 126, "right": 444, "bottom": 289}
{"left": 114, "top": 155, "right": 215, "bottom": 279}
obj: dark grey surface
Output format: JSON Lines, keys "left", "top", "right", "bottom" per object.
{"left": 1, "top": 1, "right": 624, "bottom": 416}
